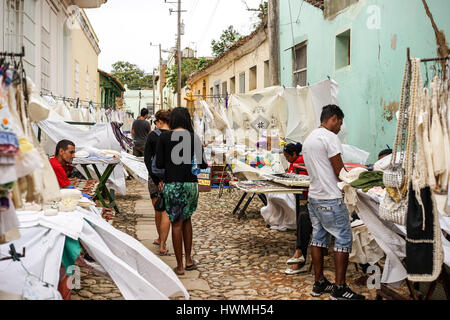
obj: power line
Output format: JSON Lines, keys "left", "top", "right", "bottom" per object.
{"left": 197, "top": 0, "right": 221, "bottom": 48}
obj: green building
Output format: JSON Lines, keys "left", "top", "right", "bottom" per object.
{"left": 279, "top": 0, "right": 450, "bottom": 162}
{"left": 98, "top": 69, "right": 126, "bottom": 108}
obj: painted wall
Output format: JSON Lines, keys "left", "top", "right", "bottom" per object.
{"left": 207, "top": 39, "right": 270, "bottom": 95}
{"left": 280, "top": 0, "right": 450, "bottom": 162}
{"left": 124, "top": 89, "right": 157, "bottom": 117}
{"left": 188, "top": 36, "right": 270, "bottom": 101}
{"left": 71, "top": 9, "right": 99, "bottom": 103}
{"left": 1, "top": 0, "right": 69, "bottom": 96}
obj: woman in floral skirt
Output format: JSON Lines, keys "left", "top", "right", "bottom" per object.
{"left": 155, "top": 107, "right": 208, "bottom": 275}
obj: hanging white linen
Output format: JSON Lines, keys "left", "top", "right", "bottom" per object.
{"left": 284, "top": 79, "right": 339, "bottom": 144}
{"left": 227, "top": 86, "right": 287, "bottom": 147}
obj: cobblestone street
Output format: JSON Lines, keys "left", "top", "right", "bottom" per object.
{"left": 70, "top": 178, "right": 386, "bottom": 300}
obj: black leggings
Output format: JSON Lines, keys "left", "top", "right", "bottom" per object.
{"left": 296, "top": 203, "right": 312, "bottom": 259}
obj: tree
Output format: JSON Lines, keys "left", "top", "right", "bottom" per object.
{"left": 211, "top": 26, "right": 242, "bottom": 57}
{"left": 165, "top": 58, "right": 201, "bottom": 93}
{"left": 196, "top": 57, "right": 208, "bottom": 71}
{"left": 111, "top": 61, "right": 154, "bottom": 90}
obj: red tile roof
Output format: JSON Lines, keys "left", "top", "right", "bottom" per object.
{"left": 305, "top": 0, "right": 324, "bottom": 10}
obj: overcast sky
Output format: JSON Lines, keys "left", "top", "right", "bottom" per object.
{"left": 85, "top": 0, "right": 264, "bottom": 74}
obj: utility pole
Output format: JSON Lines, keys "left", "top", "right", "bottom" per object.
{"left": 166, "top": 0, "right": 186, "bottom": 107}
{"left": 152, "top": 68, "right": 156, "bottom": 115}
{"left": 159, "top": 44, "right": 163, "bottom": 110}
{"left": 268, "top": 0, "right": 280, "bottom": 86}
{"left": 177, "top": 0, "right": 182, "bottom": 107}
{"left": 138, "top": 90, "right": 142, "bottom": 115}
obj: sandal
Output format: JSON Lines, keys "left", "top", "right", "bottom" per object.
{"left": 173, "top": 267, "right": 184, "bottom": 276}
{"left": 152, "top": 239, "right": 160, "bottom": 246}
{"left": 185, "top": 261, "right": 198, "bottom": 271}
{"left": 159, "top": 249, "right": 169, "bottom": 256}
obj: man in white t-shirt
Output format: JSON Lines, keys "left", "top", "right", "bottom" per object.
{"left": 302, "top": 104, "right": 365, "bottom": 300}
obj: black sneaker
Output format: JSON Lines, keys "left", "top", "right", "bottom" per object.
{"left": 310, "top": 278, "right": 334, "bottom": 297}
{"left": 330, "top": 284, "right": 366, "bottom": 300}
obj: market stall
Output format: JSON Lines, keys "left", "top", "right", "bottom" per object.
{"left": 0, "top": 48, "right": 187, "bottom": 300}
{"left": 337, "top": 51, "right": 450, "bottom": 299}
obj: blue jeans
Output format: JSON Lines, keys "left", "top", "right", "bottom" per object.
{"left": 308, "top": 198, "right": 352, "bottom": 253}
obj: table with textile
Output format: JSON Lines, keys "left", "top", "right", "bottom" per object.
{"left": 355, "top": 189, "right": 450, "bottom": 286}
{"left": 73, "top": 157, "right": 121, "bottom": 213}
{"left": 0, "top": 207, "right": 189, "bottom": 300}
{"left": 230, "top": 180, "right": 308, "bottom": 220}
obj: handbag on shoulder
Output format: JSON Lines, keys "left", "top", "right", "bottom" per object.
{"left": 155, "top": 192, "right": 165, "bottom": 211}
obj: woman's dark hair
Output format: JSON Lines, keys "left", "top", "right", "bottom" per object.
{"left": 378, "top": 148, "right": 393, "bottom": 158}
{"left": 169, "top": 107, "right": 194, "bottom": 132}
{"left": 155, "top": 109, "right": 171, "bottom": 124}
{"left": 284, "top": 143, "right": 302, "bottom": 156}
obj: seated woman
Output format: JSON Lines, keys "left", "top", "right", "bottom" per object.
{"left": 259, "top": 143, "right": 312, "bottom": 274}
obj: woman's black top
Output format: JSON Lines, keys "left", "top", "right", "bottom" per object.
{"left": 155, "top": 130, "right": 208, "bottom": 183}
{"left": 144, "top": 128, "right": 168, "bottom": 184}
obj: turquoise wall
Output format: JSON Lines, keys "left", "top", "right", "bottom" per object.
{"left": 280, "top": 0, "right": 450, "bottom": 162}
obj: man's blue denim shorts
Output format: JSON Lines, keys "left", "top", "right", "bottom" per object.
{"left": 307, "top": 198, "right": 352, "bottom": 253}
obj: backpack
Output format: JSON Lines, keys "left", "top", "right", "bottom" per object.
{"left": 150, "top": 129, "right": 165, "bottom": 178}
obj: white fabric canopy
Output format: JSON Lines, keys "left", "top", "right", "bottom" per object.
{"left": 0, "top": 207, "right": 189, "bottom": 300}
{"left": 0, "top": 227, "right": 65, "bottom": 296}
{"left": 36, "top": 120, "right": 126, "bottom": 194}
{"left": 120, "top": 152, "right": 148, "bottom": 184}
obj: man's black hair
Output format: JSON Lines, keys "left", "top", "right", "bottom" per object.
{"left": 169, "top": 107, "right": 194, "bottom": 132}
{"left": 320, "top": 104, "right": 344, "bottom": 123}
{"left": 140, "top": 108, "right": 149, "bottom": 117}
{"left": 55, "top": 139, "right": 75, "bottom": 155}
{"left": 378, "top": 148, "right": 393, "bottom": 159}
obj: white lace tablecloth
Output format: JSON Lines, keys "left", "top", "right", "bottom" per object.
{"left": 73, "top": 156, "right": 120, "bottom": 165}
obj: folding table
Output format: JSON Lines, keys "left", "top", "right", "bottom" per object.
{"left": 73, "top": 157, "right": 120, "bottom": 214}
{"left": 230, "top": 180, "right": 308, "bottom": 219}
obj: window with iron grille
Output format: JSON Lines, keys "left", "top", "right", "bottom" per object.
{"left": 292, "top": 41, "right": 307, "bottom": 87}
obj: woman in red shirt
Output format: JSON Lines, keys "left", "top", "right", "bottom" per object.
{"left": 284, "top": 143, "right": 307, "bottom": 175}
{"left": 283, "top": 143, "right": 312, "bottom": 275}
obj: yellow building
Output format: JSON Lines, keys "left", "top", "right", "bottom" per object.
{"left": 70, "top": 8, "right": 101, "bottom": 104}
{"left": 186, "top": 23, "right": 269, "bottom": 104}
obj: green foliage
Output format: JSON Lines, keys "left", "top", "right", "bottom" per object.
{"left": 258, "top": 1, "right": 268, "bottom": 21}
{"left": 111, "top": 61, "right": 154, "bottom": 90}
{"left": 196, "top": 57, "right": 208, "bottom": 71}
{"left": 165, "top": 58, "right": 201, "bottom": 94}
{"left": 253, "top": 1, "right": 268, "bottom": 30}
{"left": 211, "top": 26, "right": 242, "bottom": 57}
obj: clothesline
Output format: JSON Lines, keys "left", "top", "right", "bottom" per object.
{"left": 40, "top": 92, "right": 132, "bottom": 114}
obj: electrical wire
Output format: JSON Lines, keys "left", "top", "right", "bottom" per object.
{"left": 295, "top": 0, "right": 305, "bottom": 24}
{"left": 197, "top": 0, "right": 221, "bottom": 48}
